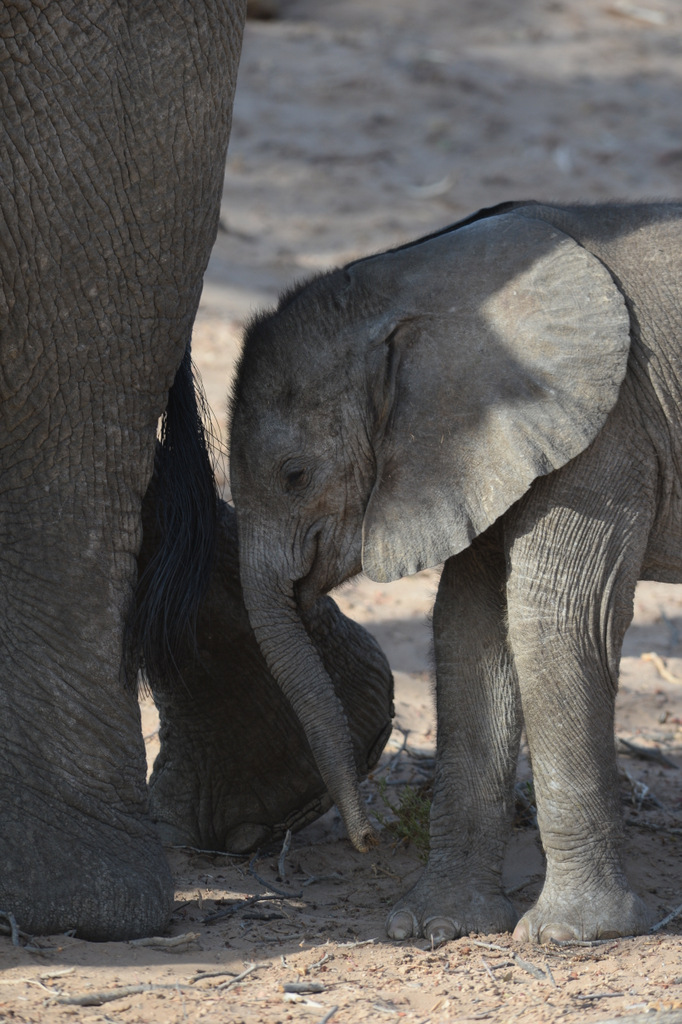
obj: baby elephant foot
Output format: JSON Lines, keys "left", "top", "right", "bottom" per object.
{"left": 387, "top": 871, "right": 517, "bottom": 945}
{"left": 513, "top": 887, "right": 654, "bottom": 944}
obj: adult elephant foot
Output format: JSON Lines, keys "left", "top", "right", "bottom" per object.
{"left": 386, "top": 861, "right": 517, "bottom": 945}
{"left": 0, "top": 657, "right": 173, "bottom": 941}
{"left": 143, "top": 500, "right": 394, "bottom": 853}
{"left": 512, "top": 885, "right": 654, "bottom": 943}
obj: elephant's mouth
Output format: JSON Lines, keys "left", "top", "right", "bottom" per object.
{"left": 293, "top": 521, "right": 364, "bottom": 612}
{"left": 292, "top": 526, "right": 322, "bottom": 612}
{"left": 295, "top": 563, "right": 364, "bottom": 616}
{"left": 293, "top": 567, "right": 319, "bottom": 613}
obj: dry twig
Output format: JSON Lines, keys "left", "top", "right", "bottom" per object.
{"left": 303, "top": 872, "right": 344, "bottom": 887}
{"left": 189, "top": 969, "right": 240, "bottom": 984}
{"left": 27, "top": 979, "right": 55, "bottom": 994}
{"left": 575, "top": 991, "right": 624, "bottom": 1000}
{"left": 650, "top": 899, "right": 682, "bottom": 933}
{"left": 481, "top": 957, "right": 498, "bottom": 986}
{"left": 513, "top": 954, "right": 548, "bottom": 982}
{"left": 380, "top": 727, "right": 411, "bottom": 781}
{"left": 248, "top": 853, "right": 303, "bottom": 898}
{"left": 55, "top": 984, "right": 157, "bottom": 1006}
{"left": 625, "top": 816, "right": 682, "bottom": 836}
{"left": 166, "top": 844, "right": 245, "bottom": 858}
{"left": 642, "top": 651, "right": 682, "bottom": 684}
{"left": 471, "top": 942, "right": 554, "bottom": 983}
{"left": 129, "top": 931, "right": 199, "bottom": 950}
{"left": 217, "top": 962, "right": 270, "bottom": 990}
{"left": 617, "top": 736, "right": 679, "bottom": 770}
{"left": 283, "top": 992, "right": 324, "bottom": 1007}
{"left": 543, "top": 960, "right": 558, "bottom": 988}
{"left": 309, "top": 952, "right": 332, "bottom": 970}
{"left": 277, "top": 829, "right": 292, "bottom": 882}
{"left": 550, "top": 937, "right": 629, "bottom": 947}
{"left": 471, "top": 939, "right": 510, "bottom": 953}
{"left": 204, "top": 892, "right": 289, "bottom": 924}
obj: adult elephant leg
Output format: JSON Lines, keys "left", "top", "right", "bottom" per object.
{"left": 506, "top": 417, "right": 657, "bottom": 942}
{"left": 144, "top": 499, "right": 394, "bottom": 852}
{"left": 387, "top": 525, "right": 521, "bottom": 944}
{"left": 0, "top": 513, "right": 173, "bottom": 940}
{"left": 0, "top": 1, "right": 245, "bottom": 939}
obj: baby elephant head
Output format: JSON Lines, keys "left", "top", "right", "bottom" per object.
{"left": 229, "top": 207, "right": 631, "bottom": 850}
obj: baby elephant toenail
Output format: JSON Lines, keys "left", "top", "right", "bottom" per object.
{"left": 424, "top": 916, "right": 457, "bottom": 946}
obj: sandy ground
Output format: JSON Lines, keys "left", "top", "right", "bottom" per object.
{"left": 3, "top": 0, "right": 682, "bottom": 1020}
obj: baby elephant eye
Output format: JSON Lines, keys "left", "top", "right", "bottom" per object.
{"left": 283, "top": 466, "right": 308, "bottom": 492}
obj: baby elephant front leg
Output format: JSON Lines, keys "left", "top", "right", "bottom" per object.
{"left": 387, "top": 529, "right": 521, "bottom": 944}
{"left": 506, "top": 480, "right": 655, "bottom": 943}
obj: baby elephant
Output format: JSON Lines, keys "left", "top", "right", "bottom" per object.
{"left": 230, "top": 201, "right": 682, "bottom": 944}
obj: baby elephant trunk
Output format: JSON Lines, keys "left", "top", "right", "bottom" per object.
{"left": 240, "top": 558, "right": 375, "bottom": 852}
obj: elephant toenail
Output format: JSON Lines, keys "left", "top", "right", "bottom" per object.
{"left": 387, "top": 910, "right": 417, "bottom": 940}
{"left": 424, "top": 916, "right": 456, "bottom": 946}
{"left": 512, "top": 918, "right": 531, "bottom": 942}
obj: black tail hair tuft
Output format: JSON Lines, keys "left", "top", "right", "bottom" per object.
{"left": 129, "top": 346, "right": 218, "bottom": 690}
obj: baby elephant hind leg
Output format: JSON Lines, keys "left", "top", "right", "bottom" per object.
{"left": 387, "top": 526, "right": 522, "bottom": 945}
{"left": 506, "top": 468, "right": 656, "bottom": 943}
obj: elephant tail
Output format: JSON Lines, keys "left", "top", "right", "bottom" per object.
{"left": 130, "top": 346, "right": 218, "bottom": 689}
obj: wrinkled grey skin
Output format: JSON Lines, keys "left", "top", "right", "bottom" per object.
{"left": 0, "top": 1, "right": 394, "bottom": 943}
{"left": 139, "top": 493, "right": 393, "bottom": 857}
{"left": 230, "top": 201, "right": 682, "bottom": 944}
{"left": 0, "top": 0, "right": 246, "bottom": 941}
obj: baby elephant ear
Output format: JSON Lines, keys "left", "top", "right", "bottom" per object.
{"left": 361, "top": 211, "right": 632, "bottom": 582}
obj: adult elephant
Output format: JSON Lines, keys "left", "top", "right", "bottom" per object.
{"left": 0, "top": 1, "right": 393, "bottom": 942}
